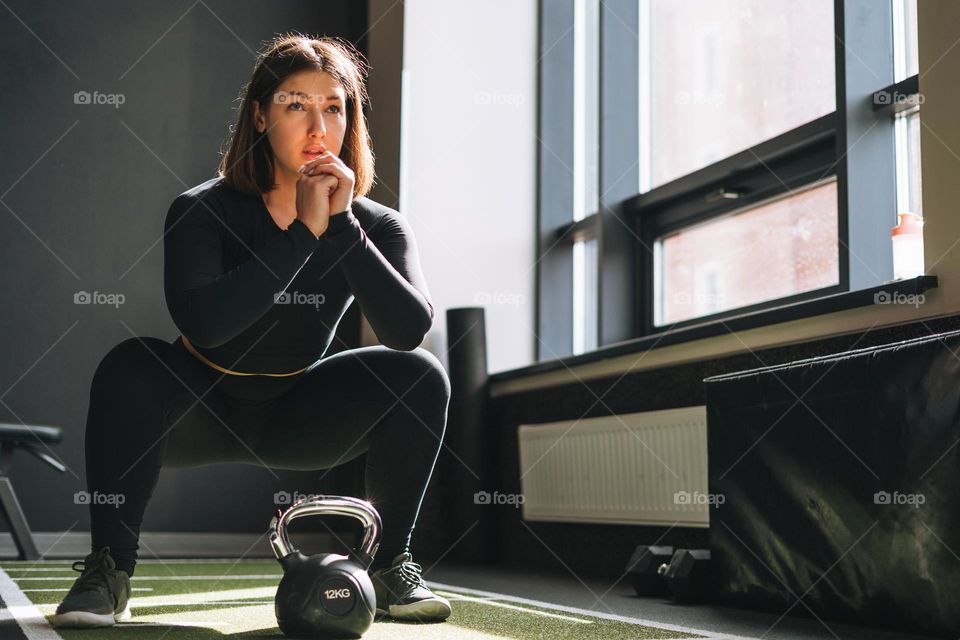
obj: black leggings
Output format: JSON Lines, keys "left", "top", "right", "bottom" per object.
{"left": 84, "top": 336, "right": 450, "bottom": 576}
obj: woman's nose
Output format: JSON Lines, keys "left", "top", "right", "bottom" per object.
{"left": 308, "top": 111, "right": 326, "bottom": 137}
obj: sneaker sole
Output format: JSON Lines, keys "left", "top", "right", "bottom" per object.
{"left": 53, "top": 602, "right": 131, "bottom": 628}
{"left": 378, "top": 597, "right": 451, "bottom": 621}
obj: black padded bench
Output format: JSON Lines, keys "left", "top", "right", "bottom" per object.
{"left": 705, "top": 329, "right": 960, "bottom": 637}
{"left": 0, "top": 423, "right": 65, "bottom": 559}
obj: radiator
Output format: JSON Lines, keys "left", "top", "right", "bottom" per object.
{"left": 517, "top": 406, "right": 709, "bottom": 527}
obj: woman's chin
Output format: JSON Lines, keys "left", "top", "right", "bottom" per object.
{"left": 279, "top": 163, "right": 303, "bottom": 179}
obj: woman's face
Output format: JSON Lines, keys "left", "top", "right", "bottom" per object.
{"left": 254, "top": 69, "right": 348, "bottom": 181}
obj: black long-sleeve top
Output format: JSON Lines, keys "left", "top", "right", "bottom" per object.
{"left": 163, "top": 176, "right": 434, "bottom": 374}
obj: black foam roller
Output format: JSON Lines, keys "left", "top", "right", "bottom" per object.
{"left": 445, "top": 307, "right": 494, "bottom": 562}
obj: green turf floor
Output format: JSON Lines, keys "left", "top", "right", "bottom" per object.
{"left": 0, "top": 560, "right": 702, "bottom": 639}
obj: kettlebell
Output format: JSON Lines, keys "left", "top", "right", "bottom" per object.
{"left": 269, "top": 495, "right": 382, "bottom": 639}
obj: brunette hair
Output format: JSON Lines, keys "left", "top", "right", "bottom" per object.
{"left": 218, "top": 32, "right": 374, "bottom": 196}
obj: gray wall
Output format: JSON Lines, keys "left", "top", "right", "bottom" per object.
{"left": 0, "top": 0, "right": 370, "bottom": 535}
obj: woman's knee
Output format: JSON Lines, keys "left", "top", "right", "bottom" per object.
{"left": 385, "top": 348, "right": 450, "bottom": 443}
{"left": 91, "top": 336, "right": 171, "bottom": 393}
{"left": 399, "top": 347, "right": 451, "bottom": 405}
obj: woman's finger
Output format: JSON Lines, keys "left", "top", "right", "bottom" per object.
{"left": 299, "top": 150, "right": 336, "bottom": 168}
{"left": 304, "top": 162, "right": 350, "bottom": 183}
{"left": 303, "top": 159, "right": 340, "bottom": 174}
{"left": 304, "top": 162, "right": 355, "bottom": 187}
{"left": 300, "top": 150, "right": 350, "bottom": 173}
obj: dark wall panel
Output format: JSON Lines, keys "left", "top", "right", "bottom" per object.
{"left": 0, "top": 0, "right": 368, "bottom": 534}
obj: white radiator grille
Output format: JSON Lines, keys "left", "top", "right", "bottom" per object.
{"left": 517, "top": 406, "right": 709, "bottom": 527}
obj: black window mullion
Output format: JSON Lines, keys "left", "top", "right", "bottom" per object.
{"left": 536, "top": 0, "right": 576, "bottom": 360}
{"left": 597, "top": 0, "right": 640, "bottom": 348}
{"left": 644, "top": 130, "right": 838, "bottom": 237}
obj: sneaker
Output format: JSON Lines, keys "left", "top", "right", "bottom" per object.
{"left": 369, "top": 551, "right": 451, "bottom": 621}
{"left": 52, "top": 546, "right": 132, "bottom": 628}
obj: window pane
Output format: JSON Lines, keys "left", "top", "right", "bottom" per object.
{"left": 573, "top": 236, "right": 598, "bottom": 354}
{"left": 891, "top": 0, "right": 921, "bottom": 272}
{"left": 639, "top": 0, "right": 836, "bottom": 191}
{"left": 573, "top": 0, "right": 600, "bottom": 221}
{"left": 654, "top": 180, "right": 839, "bottom": 326}
{"left": 895, "top": 106, "right": 922, "bottom": 216}
{"left": 893, "top": 0, "right": 919, "bottom": 81}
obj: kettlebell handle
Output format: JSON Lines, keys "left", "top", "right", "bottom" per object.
{"left": 269, "top": 495, "right": 382, "bottom": 568}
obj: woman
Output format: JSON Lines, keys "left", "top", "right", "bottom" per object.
{"left": 53, "top": 33, "right": 452, "bottom": 628}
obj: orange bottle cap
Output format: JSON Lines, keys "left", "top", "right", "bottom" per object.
{"left": 892, "top": 212, "right": 924, "bottom": 237}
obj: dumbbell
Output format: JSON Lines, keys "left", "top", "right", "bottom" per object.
{"left": 657, "top": 548, "right": 711, "bottom": 602}
{"left": 624, "top": 545, "right": 674, "bottom": 597}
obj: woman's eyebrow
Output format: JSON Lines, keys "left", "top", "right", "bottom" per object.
{"left": 279, "top": 90, "right": 343, "bottom": 101}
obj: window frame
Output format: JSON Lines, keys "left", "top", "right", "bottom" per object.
{"left": 535, "top": 0, "right": 930, "bottom": 361}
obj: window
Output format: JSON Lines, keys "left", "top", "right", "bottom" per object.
{"left": 895, "top": 106, "right": 922, "bottom": 218}
{"left": 573, "top": 236, "right": 598, "bottom": 353}
{"left": 893, "top": 0, "right": 919, "bottom": 82}
{"left": 893, "top": 0, "right": 922, "bottom": 218}
{"left": 571, "top": 0, "right": 600, "bottom": 354}
{"left": 639, "top": 0, "right": 836, "bottom": 191}
{"left": 654, "top": 179, "right": 838, "bottom": 326}
{"left": 536, "top": 0, "right": 925, "bottom": 361}
{"left": 573, "top": 0, "right": 600, "bottom": 221}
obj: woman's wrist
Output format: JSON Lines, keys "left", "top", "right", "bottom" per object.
{"left": 289, "top": 217, "right": 325, "bottom": 242}
{"left": 324, "top": 207, "right": 354, "bottom": 236}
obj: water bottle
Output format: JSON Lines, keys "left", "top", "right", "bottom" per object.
{"left": 891, "top": 212, "right": 924, "bottom": 280}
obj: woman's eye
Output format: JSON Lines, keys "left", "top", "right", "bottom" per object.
{"left": 328, "top": 105, "right": 341, "bottom": 113}
{"left": 288, "top": 102, "right": 304, "bottom": 111}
